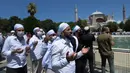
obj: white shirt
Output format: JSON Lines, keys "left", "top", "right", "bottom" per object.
{"left": 42, "top": 37, "right": 60, "bottom": 69}
{"left": 0, "top": 35, "right": 4, "bottom": 46}
{"left": 51, "top": 37, "right": 83, "bottom": 73}
{"left": 29, "top": 35, "right": 47, "bottom": 60}
{"left": 2, "top": 36, "right": 27, "bottom": 68}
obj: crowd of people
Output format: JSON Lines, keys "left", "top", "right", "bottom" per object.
{"left": 0, "top": 23, "right": 115, "bottom": 73}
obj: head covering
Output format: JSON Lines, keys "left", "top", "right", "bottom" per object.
{"left": 72, "top": 25, "right": 81, "bottom": 33}
{"left": 58, "top": 22, "right": 69, "bottom": 35}
{"left": 40, "top": 29, "right": 43, "bottom": 32}
{"left": 11, "top": 30, "right": 15, "bottom": 33}
{"left": 14, "top": 24, "right": 24, "bottom": 30}
{"left": 46, "top": 29, "right": 55, "bottom": 36}
{"left": 84, "top": 26, "right": 90, "bottom": 31}
{"left": 33, "top": 27, "right": 40, "bottom": 33}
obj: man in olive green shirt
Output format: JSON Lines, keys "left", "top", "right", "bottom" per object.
{"left": 97, "top": 27, "right": 115, "bottom": 73}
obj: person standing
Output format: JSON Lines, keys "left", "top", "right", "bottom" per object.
{"left": 0, "top": 32, "right": 4, "bottom": 61}
{"left": 2, "top": 23, "right": 30, "bottom": 73}
{"left": 42, "top": 29, "right": 58, "bottom": 73}
{"left": 51, "top": 22, "right": 89, "bottom": 73}
{"left": 29, "top": 27, "right": 48, "bottom": 73}
{"left": 80, "top": 26, "right": 95, "bottom": 73}
{"left": 97, "top": 27, "right": 115, "bottom": 73}
{"left": 72, "top": 25, "right": 84, "bottom": 73}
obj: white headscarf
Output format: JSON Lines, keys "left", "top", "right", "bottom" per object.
{"left": 46, "top": 29, "right": 55, "bottom": 36}
{"left": 72, "top": 25, "right": 81, "bottom": 33}
{"left": 14, "top": 24, "right": 24, "bottom": 30}
{"left": 57, "top": 22, "right": 69, "bottom": 35}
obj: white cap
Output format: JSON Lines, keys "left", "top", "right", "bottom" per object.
{"left": 14, "top": 24, "right": 24, "bottom": 30}
{"left": 11, "top": 30, "right": 15, "bottom": 33}
{"left": 72, "top": 25, "right": 81, "bottom": 33}
{"left": 84, "top": 26, "right": 90, "bottom": 31}
{"left": 57, "top": 22, "right": 69, "bottom": 35}
{"left": 46, "top": 29, "right": 55, "bottom": 36}
{"left": 33, "top": 27, "right": 40, "bottom": 33}
{"left": 40, "top": 29, "right": 43, "bottom": 32}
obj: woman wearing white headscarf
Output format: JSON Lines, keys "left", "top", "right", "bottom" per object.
{"left": 51, "top": 22, "right": 89, "bottom": 73}
{"left": 2, "top": 23, "right": 30, "bottom": 73}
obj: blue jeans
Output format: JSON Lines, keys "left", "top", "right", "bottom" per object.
{"left": 100, "top": 54, "right": 115, "bottom": 73}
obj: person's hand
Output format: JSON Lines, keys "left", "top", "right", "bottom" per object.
{"left": 16, "top": 48, "right": 23, "bottom": 53}
{"left": 66, "top": 51, "right": 76, "bottom": 62}
{"left": 81, "top": 47, "right": 89, "bottom": 55}
{"left": 26, "top": 46, "right": 30, "bottom": 53}
{"left": 33, "top": 41, "right": 38, "bottom": 47}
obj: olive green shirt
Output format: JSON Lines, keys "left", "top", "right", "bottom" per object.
{"left": 97, "top": 33, "right": 113, "bottom": 56}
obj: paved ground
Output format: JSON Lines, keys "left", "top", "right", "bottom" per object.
{"left": 1, "top": 59, "right": 130, "bottom": 73}
{"left": 1, "top": 53, "right": 130, "bottom": 73}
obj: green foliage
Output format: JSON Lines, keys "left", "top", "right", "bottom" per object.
{"left": 9, "top": 16, "right": 22, "bottom": 30}
{"left": 67, "top": 22, "right": 75, "bottom": 29}
{"left": 118, "top": 21, "right": 124, "bottom": 29}
{"left": 40, "top": 19, "right": 57, "bottom": 32}
{"left": 23, "top": 16, "right": 40, "bottom": 34}
{"left": 105, "top": 22, "right": 118, "bottom": 32}
{"left": 76, "top": 19, "right": 88, "bottom": 28}
{"left": 27, "top": 3, "right": 37, "bottom": 16}
{"left": 0, "top": 18, "right": 10, "bottom": 32}
{"left": 124, "top": 19, "right": 130, "bottom": 31}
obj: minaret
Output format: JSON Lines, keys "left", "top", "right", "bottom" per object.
{"left": 112, "top": 12, "right": 114, "bottom": 20}
{"left": 123, "top": 4, "right": 126, "bottom": 21}
{"left": 75, "top": 4, "right": 78, "bottom": 22}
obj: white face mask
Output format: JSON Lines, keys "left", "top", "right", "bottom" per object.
{"left": 37, "top": 31, "right": 42, "bottom": 37}
{"left": 17, "top": 31, "right": 24, "bottom": 37}
{"left": 51, "top": 36, "right": 57, "bottom": 41}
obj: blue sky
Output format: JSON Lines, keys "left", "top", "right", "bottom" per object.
{"left": 0, "top": 0, "right": 130, "bottom": 22}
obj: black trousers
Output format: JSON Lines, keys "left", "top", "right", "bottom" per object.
{"left": 76, "top": 58, "right": 87, "bottom": 73}
{"left": 76, "top": 50, "right": 94, "bottom": 73}
{"left": 6, "top": 65, "right": 27, "bottom": 73}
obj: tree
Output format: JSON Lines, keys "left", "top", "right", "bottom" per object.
{"left": 68, "top": 22, "right": 75, "bottom": 29}
{"left": 124, "top": 19, "right": 130, "bottom": 31}
{"left": 0, "top": 18, "right": 10, "bottom": 33}
{"left": 40, "top": 19, "right": 57, "bottom": 32}
{"left": 27, "top": 3, "right": 37, "bottom": 17}
{"left": 9, "top": 16, "right": 22, "bottom": 30}
{"left": 118, "top": 21, "right": 124, "bottom": 30}
{"left": 23, "top": 16, "right": 40, "bottom": 34}
{"left": 76, "top": 19, "right": 88, "bottom": 28}
{"left": 105, "top": 22, "right": 118, "bottom": 32}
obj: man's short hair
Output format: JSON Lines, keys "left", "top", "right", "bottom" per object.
{"left": 101, "top": 27, "right": 109, "bottom": 32}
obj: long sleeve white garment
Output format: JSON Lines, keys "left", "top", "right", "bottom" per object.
{"left": 2, "top": 36, "right": 27, "bottom": 68}
{"left": 42, "top": 37, "right": 60, "bottom": 69}
{"left": 51, "top": 37, "right": 83, "bottom": 73}
{"left": 42, "top": 43, "right": 52, "bottom": 69}
{"left": 29, "top": 35, "right": 48, "bottom": 61}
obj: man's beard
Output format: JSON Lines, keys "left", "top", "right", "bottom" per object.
{"left": 66, "top": 35, "right": 73, "bottom": 40}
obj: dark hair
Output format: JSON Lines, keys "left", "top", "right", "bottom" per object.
{"left": 101, "top": 27, "right": 109, "bottom": 32}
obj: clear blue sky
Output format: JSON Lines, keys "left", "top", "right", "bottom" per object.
{"left": 0, "top": 0, "right": 129, "bottom": 22}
